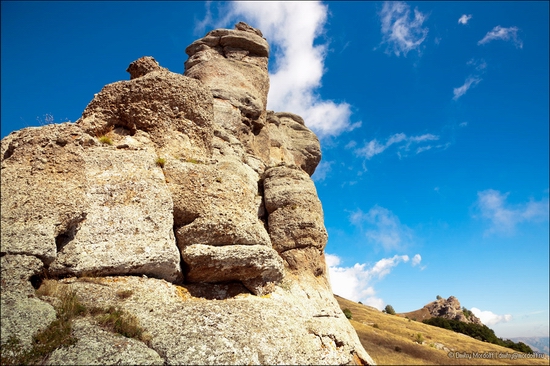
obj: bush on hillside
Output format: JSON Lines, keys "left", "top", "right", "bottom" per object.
{"left": 384, "top": 305, "right": 396, "bottom": 315}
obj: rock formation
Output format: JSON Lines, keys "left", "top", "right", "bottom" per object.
{"left": 424, "top": 296, "right": 483, "bottom": 325}
{"left": 1, "top": 23, "right": 375, "bottom": 365}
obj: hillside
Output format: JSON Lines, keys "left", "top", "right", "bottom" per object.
{"left": 510, "top": 337, "right": 550, "bottom": 356}
{"left": 336, "top": 295, "right": 549, "bottom": 365}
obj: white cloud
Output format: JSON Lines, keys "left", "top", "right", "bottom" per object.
{"left": 198, "top": 2, "right": 359, "bottom": 138}
{"left": 467, "top": 58, "right": 487, "bottom": 71}
{"left": 311, "top": 160, "right": 332, "bottom": 182}
{"left": 379, "top": 1, "right": 429, "bottom": 57}
{"left": 453, "top": 76, "right": 482, "bottom": 100}
{"left": 326, "top": 253, "right": 421, "bottom": 310}
{"left": 475, "top": 189, "right": 549, "bottom": 235}
{"left": 459, "top": 122, "right": 468, "bottom": 127}
{"left": 471, "top": 307, "right": 512, "bottom": 326}
{"left": 350, "top": 206, "right": 414, "bottom": 251}
{"left": 411, "top": 254, "right": 422, "bottom": 266}
{"left": 478, "top": 26, "right": 523, "bottom": 49}
{"left": 355, "top": 133, "right": 440, "bottom": 159}
{"left": 458, "top": 14, "right": 472, "bottom": 25}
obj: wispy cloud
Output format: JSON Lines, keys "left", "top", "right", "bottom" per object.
{"left": 478, "top": 26, "right": 523, "bottom": 49}
{"left": 467, "top": 58, "right": 487, "bottom": 71}
{"left": 471, "top": 307, "right": 512, "bottom": 326}
{"left": 453, "top": 76, "right": 482, "bottom": 100}
{"left": 196, "top": 2, "right": 359, "bottom": 138}
{"left": 458, "top": 14, "right": 472, "bottom": 25}
{"left": 326, "top": 253, "right": 421, "bottom": 309}
{"left": 379, "top": 1, "right": 429, "bottom": 57}
{"left": 355, "top": 133, "right": 440, "bottom": 159}
{"left": 311, "top": 160, "right": 332, "bottom": 182}
{"left": 350, "top": 205, "right": 414, "bottom": 251}
{"left": 475, "top": 189, "right": 549, "bottom": 235}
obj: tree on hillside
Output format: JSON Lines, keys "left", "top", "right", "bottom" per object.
{"left": 436, "top": 295, "right": 442, "bottom": 300}
{"left": 384, "top": 305, "right": 396, "bottom": 315}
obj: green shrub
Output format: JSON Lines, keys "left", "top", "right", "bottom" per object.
{"left": 414, "top": 333, "right": 425, "bottom": 344}
{"left": 384, "top": 304, "right": 396, "bottom": 315}
{"left": 343, "top": 308, "right": 352, "bottom": 319}
{"left": 98, "top": 135, "right": 113, "bottom": 145}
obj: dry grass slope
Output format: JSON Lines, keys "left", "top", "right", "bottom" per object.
{"left": 335, "top": 295, "right": 549, "bottom": 365}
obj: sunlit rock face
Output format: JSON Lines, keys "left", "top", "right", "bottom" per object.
{"left": 0, "top": 22, "right": 375, "bottom": 365}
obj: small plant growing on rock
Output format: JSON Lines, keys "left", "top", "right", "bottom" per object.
{"left": 414, "top": 333, "right": 425, "bottom": 344}
{"left": 97, "top": 306, "right": 144, "bottom": 339}
{"left": 98, "top": 135, "right": 113, "bottom": 145}
{"left": 155, "top": 157, "right": 166, "bottom": 168}
{"left": 343, "top": 308, "right": 352, "bottom": 319}
{"left": 3, "top": 286, "right": 85, "bottom": 365}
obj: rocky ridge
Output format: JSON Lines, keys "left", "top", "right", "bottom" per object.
{"left": 1, "top": 23, "right": 374, "bottom": 365}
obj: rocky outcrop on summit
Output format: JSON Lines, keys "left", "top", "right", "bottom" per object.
{"left": 404, "top": 296, "right": 483, "bottom": 325}
{"left": 426, "top": 296, "right": 483, "bottom": 325}
{"left": 1, "top": 23, "right": 374, "bottom": 365}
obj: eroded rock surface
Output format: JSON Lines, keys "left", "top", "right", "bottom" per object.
{"left": 424, "top": 296, "right": 483, "bottom": 325}
{"left": 1, "top": 22, "right": 375, "bottom": 365}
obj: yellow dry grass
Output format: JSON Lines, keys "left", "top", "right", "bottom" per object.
{"left": 335, "top": 296, "right": 549, "bottom": 365}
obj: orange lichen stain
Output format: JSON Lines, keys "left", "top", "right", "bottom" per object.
{"left": 175, "top": 285, "right": 191, "bottom": 301}
{"left": 260, "top": 293, "right": 272, "bottom": 299}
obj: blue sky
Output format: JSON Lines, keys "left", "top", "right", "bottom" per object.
{"left": 1, "top": 2, "right": 548, "bottom": 339}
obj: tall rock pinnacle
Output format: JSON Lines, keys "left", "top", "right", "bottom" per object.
{"left": 1, "top": 22, "right": 375, "bottom": 365}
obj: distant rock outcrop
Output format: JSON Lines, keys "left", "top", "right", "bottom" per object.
{"left": 401, "top": 296, "right": 482, "bottom": 325}
{"left": 1, "top": 23, "right": 374, "bottom": 365}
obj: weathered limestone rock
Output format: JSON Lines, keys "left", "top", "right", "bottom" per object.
{"left": 1, "top": 124, "right": 183, "bottom": 283}
{"left": 264, "top": 166, "right": 328, "bottom": 254}
{"left": 48, "top": 146, "right": 182, "bottom": 283}
{"left": 52, "top": 276, "right": 375, "bottom": 365}
{"left": 266, "top": 112, "right": 322, "bottom": 175}
{"left": 168, "top": 159, "right": 270, "bottom": 248}
{"left": 0, "top": 22, "right": 375, "bottom": 365}
{"left": 78, "top": 67, "right": 214, "bottom": 155}
{"left": 45, "top": 318, "right": 164, "bottom": 365}
{"left": 126, "top": 56, "right": 168, "bottom": 80}
{"left": 424, "top": 296, "right": 483, "bottom": 325}
{"left": 0, "top": 255, "right": 56, "bottom": 351}
{"left": 182, "top": 244, "right": 284, "bottom": 295}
